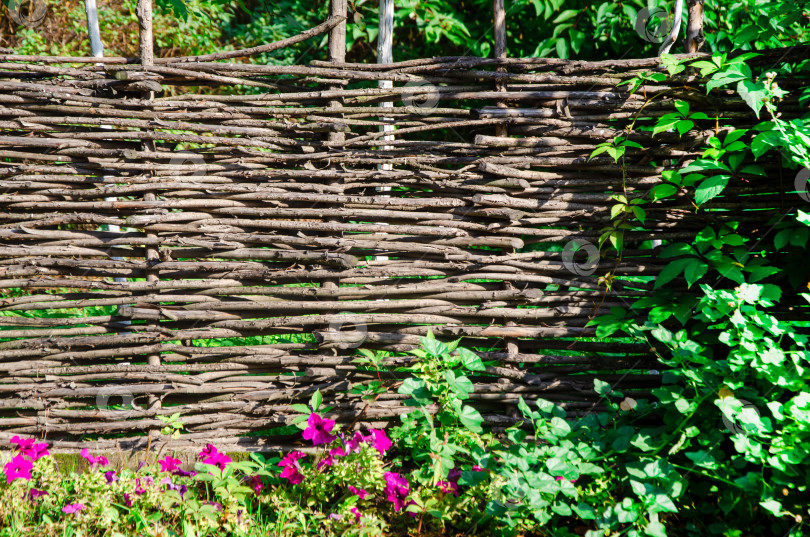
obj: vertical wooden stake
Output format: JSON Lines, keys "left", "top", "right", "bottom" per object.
{"left": 493, "top": 0, "right": 508, "bottom": 137}
{"left": 375, "top": 0, "right": 394, "bottom": 265}
{"left": 323, "top": 0, "right": 348, "bottom": 300}
{"left": 684, "top": 0, "right": 705, "bottom": 53}
{"left": 137, "top": 0, "right": 161, "bottom": 377}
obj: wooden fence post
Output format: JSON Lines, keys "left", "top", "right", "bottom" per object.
{"left": 136, "top": 0, "right": 161, "bottom": 378}
{"left": 493, "top": 0, "right": 508, "bottom": 137}
{"left": 375, "top": 0, "right": 394, "bottom": 264}
{"left": 322, "top": 0, "right": 348, "bottom": 297}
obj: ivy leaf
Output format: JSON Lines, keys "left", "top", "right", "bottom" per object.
{"left": 457, "top": 347, "right": 486, "bottom": 371}
{"left": 458, "top": 405, "right": 483, "bottom": 433}
{"left": 654, "top": 258, "right": 693, "bottom": 288}
{"left": 737, "top": 80, "right": 770, "bottom": 118}
{"left": 695, "top": 175, "right": 730, "bottom": 205}
{"left": 651, "top": 183, "right": 678, "bottom": 200}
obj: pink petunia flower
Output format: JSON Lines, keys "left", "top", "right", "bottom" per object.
{"left": 316, "top": 447, "right": 345, "bottom": 470}
{"left": 4, "top": 455, "right": 33, "bottom": 484}
{"left": 348, "top": 485, "right": 368, "bottom": 499}
{"left": 278, "top": 451, "right": 306, "bottom": 485}
{"left": 246, "top": 475, "right": 263, "bottom": 494}
{"left": 10, "top": 436, "right": 34, "bottom": 451}
{"left": 202, "top": 451, "right": 231, "bottom": 470}
{"left": 79, "top": 449, "right": 109, "bottom": 468}
{"left": 350, "top": 507, "right": 361, "bottom": 523}
{"left": 302, "top": 413, "right": 336, "bottom": 446}
{"left": 62, "top": 503, "right": 85, "bottom": 514}
{"left": 28, "top": 488, "right": 48, "bottom": 500}
{"left": 344, "top": 431, "right": 371, "bottom": 454}
{"left": 158, "top": 456, "right": 182, "bottom": 473}
{"left": 29, "top": 442, "right": 49, "bottom": 461}
{"left": 383, "top": 472, "right": 410, "bottom": 512}
{"left": 368, "top": 429, "right": 392, "bottom": 456}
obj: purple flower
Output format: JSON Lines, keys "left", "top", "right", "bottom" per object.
{"left": 28, "top": 488, "right": 48, "bottom": 500}
{"left": 4, "top": 455, "right": 32, "bottom": 484}
{"left": 204, "top": 501, "right": 223, "bottom": 511}
{"left": 123, "top": 493, "right": 133, "bottom": 507}
{"left": 105, "top": 471, "right": 118, "bottom": 484}
{"left": 158, "top": 456, "right": 182, "bottom": 473}
{"left": 62, "top": 503, "right": 85, "bottom": 514}
{"left": 161, "top": 477, "right": 188, "bottom": 499}
{"left": 79, "top": 449, "right": 109, "bottom": 468}
{"left": 174, "top": 468, "right": 197, "bottom": 477}
{"left": 368, "top": 429, "right": 392, "bottom": 456}
{"left": 350, "top": 507, "right": 361, "bottom": 523}
{"left": 384, "top": 472, "right": 409, "bottom": 512}
{"left": 302, "top": 413, "right": 336, "bottom": 446}
{"left": 135, "top": 477, "right": 148, "bottom": 496}
{"left": 328, "top": 513, "right": 343, "bottom": 521}
{"left": 348, "top": 485, "right": 368, "bottom": 499}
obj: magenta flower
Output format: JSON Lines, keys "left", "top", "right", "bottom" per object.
{"left": 554, "top": 475, "right": 578, "bottom": 483}
{"left": 62, "top": 503, "right": 85, "bottom": 514}
{"left": 105, "top": 470, "right": 118, "bottom": 484}
{"left": 158, "top": 456, "right": 182, "bottom": 473}
{"left": 28, "top": 488, "right": 48, "bottom": 500}
{"left": 4, "top": 455, "right": 32, "bottom": 484}
{"left": 316, "top": 447, "right": 345, "bottom": 470}
{"left": 10, "top": 436, "right": 34, "bottom": 451}
{"left": 29, "top": 442, "right": 49, "bottom": 461}
{"left": 123, "top": 493, "right": 133, "bottom": 507}
{"left": 198, "top": 444, "right": 218, "bottom": 460}
{"left": 279, "top": 451, "right": 306, "bottom": 485}
{"left": 384, "top": 472, "right": 410, "bottom": 512}
{"left": 80, "top": 449, "right": 109, "bottom": 468}
{"left": 198, "top": 445, "right": 231, "bottom": 470}
{"left": 135, "top": 477, "right": 147, "bottom": 496}
{"left": 368, "top": 429, "right": 392, "bottom": 455}
{"left": 11, "top": 437, "right": 49, "bottom": 461}
{"left": 348, "top": 485, "right": 368, "bottom": 499}
{"left": 472, "top": 465, "right": 484, "bottom": 472}
{"left": 438, "top": 468, "right": 460, "bottom": 496}
{"left": 161, "top": 477, "right": 188, "bottom": 499}
{"left": 302, "top": 413, "right": 337, "bottom": 446}
{"left": 246, "top": 475, "right": 263, "bottom": 494}
{"left": 345, "top": 431, "right": 371, "bottom": 453}
{"left": 350, "top": 507, "right": 361, "bottom": 523}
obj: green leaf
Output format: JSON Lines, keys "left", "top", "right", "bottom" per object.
{"left": 651, "top": 183, "right": 678, "bottom": 200}
{"left": 684, "top": 259, "right": 708, "bottom": 287}
{"left": 310, "top": 390, "right": 322, "bottom": 412}
{"left": 291, "top": 404, "right": 310, "bottom": 414}
{"left": 737, "top": 79, "right": 769, "bottom": 118}
{"left": 694, "top": 175, "right": 730, "bottom": 205}
{"left": 457, "top": 347, "right": 486, "bottom": 371}
{"left": 459, "top": 405, "right": 483, "bottom": 433}
{"left": 654, "top": 258, "right": 693, "bottom": 288}
{"left": 594, "top": 379, "right": 611, "bottom": 396}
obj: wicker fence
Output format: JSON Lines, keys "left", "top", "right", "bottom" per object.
{"left": 0, "top": 6, "right": 807, "bottom": 452}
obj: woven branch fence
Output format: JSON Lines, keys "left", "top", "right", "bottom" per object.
{"left": 0, "top": 5, "right": 807, "bottom": 452}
